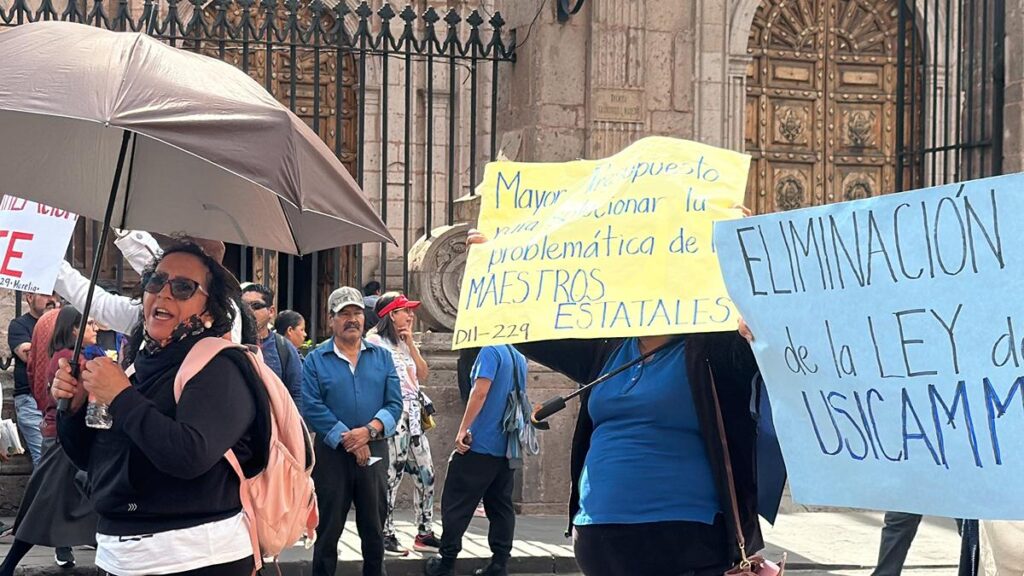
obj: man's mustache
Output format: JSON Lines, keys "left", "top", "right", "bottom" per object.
{"left": 344, "top": 322, "right": 360, "bottom": 330}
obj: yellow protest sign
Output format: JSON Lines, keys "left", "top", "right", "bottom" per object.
{"left": 452, "top": 136, "right": 750, "bottom": 350}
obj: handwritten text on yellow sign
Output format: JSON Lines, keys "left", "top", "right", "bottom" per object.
{"left": 453, "top": 136, "right": 751, "bottom": 349}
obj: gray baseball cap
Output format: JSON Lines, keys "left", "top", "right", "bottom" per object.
{"left": 328, "top": 286, "right": 364, "bottom": 313}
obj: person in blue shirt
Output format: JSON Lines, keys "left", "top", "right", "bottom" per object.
{"left": 460, "top": 229, "right": 781, "bottom": 576}
{"left": 241, "top": 284, "right": 303, "bottom": 409}
{"left": 424, "top": 345, "right": 527, "bottom": 576}
{"left": 517, "top": 332, "right": 766, "bottom": 576}
{"left": 302, "top": 286, "right": 403, "bottom": 576}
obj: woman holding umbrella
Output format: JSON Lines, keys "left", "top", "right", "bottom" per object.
{"left": 52, "top": 240, "right": 269, "bottom": 576}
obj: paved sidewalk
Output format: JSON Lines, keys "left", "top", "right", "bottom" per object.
{"left": 762, "top": 511, "right": 960, "bottom": 571}
{"left": 0, "top": 510, "right": 963, "bottom": 575}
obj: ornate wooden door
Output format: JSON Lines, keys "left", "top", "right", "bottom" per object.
{"left": 745, "top": 0, "right": 909, "bottom": 213}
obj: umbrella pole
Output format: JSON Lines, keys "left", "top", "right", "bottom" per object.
{"left": 57, "top": 131, "right": 133, "bottom": 414}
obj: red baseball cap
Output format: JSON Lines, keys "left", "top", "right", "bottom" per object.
{"left": 377, "top": 294, "right": 421, "bottom": 317}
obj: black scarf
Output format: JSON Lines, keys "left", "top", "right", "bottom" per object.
{"left": 133, "top": 330, "right": 212, "bottom": 392}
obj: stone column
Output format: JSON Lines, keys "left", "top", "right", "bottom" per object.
{"left": 725, "top": 55, "right": 752, "bottom": 152}
{"left": 494, "top": 0, "right": 698, "bottom": 162}
{"left": 693, "top": 0, "right": 729, "bottom": 148}
{"left": 492, "top": 1, "right": 589, "bottom": 163}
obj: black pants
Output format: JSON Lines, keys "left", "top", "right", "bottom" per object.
{"left": 311, "top": 439, "right": 389, "bottom": 576}
{"left": 573, "top": 519, "right": 729, "bottom": 576}
{"left": 957, "top": 519, "right": 979, "bottom": 576}
{"left": 438, "top": 451, "right": 516, "bottom": 563}
{"left": 872, "top": 512, "right": 922, "bottom": 576}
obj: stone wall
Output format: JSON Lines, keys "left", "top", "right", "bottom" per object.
{"left": 493, "top": 1, "right": 697, "bottom": 163}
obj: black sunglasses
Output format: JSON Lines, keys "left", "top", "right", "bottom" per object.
{"left": 143, "top": 271, "right": 208, "bottom": 301}
{"left": 248, "top": 301, "right": 269, "bottom": 311}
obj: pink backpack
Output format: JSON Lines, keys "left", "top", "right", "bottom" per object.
{"left": 173, "top": 337, "right": 319, "bottom": 571}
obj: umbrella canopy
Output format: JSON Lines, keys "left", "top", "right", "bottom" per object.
{"left": 0, "top": 21, "right": 394, "bottom": 255}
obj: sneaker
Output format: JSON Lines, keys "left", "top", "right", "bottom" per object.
{"left": 384, "top": 534, "right": 410, "bottom": 557}
{"left": 413, "top": 532, "right": 441, "bottom": 553}
{"left": 423, "top": 556, "right": 455, "bottom": 576}
{"left": 473, "top": 563, "right": 509, "bottom": 576}
{"left": 54, "top": 547, "right": 75, "bottom": 568}
{"left": 473, "top": 504, "right": 487, "bottom": 518}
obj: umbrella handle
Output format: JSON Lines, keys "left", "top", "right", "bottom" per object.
{"left": 56, "top": 131, "right": 132, "bottom": 414}
{"left": 55, "top": 360, "right": 82, "bottom": 413}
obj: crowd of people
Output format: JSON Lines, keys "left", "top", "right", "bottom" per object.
{"left": 0, "top": 226, "right": 1019, "bottom": 576}
{"left": 0, "top": 230, "right": 538, "bottom": 576}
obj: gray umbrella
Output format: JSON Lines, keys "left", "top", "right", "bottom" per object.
{"left": 0, "top": 21, "right": 393, "bottom": 415}
{"left": 0, "top": 21, "right": 394, "bottom": 254}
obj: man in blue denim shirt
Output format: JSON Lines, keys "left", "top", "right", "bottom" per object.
{"left": 302, "top": 286, "right": 403, "bottom": 576}
{"left": 241, "top": 283, "right": 303, "bottom": 409}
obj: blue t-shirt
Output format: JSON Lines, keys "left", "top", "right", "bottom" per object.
{"left": 468, "top": 345, "right": 526, "bottom": 458}
{"left": 574, "top": 338, "right": 720, "bottom": 526}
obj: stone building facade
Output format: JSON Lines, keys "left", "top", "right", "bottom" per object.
{"left": 493, "top": 0, "right": 1016, "bottom": 200}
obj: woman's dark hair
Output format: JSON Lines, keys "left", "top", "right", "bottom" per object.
{"left": 372, "top": 291, "right": 403, "bottom": 345}
{"left": 50, "top": 305, "right": 83, "bottom": 357}
{"left": 274, "top": 310, "right": 304, "bottom": 336}
{"left": 123, "top": 238, "right": 251, "bottom": 366}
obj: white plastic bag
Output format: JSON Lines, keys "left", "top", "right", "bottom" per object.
{"left": 0, "top": 419, "right": 24, "bottom": 456}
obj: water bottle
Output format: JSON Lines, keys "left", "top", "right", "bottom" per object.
{"left": 85, "top": 399, "right": 113, "bottom": 430}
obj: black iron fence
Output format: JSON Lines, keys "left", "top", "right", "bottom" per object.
{"left": 896, "top": 0, "right": 1005, "bottom": 190}
{"left": 1, "top": 0, "right": 516, "bottom": 339}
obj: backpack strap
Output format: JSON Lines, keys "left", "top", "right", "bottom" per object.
{"left": 173, "top": 337, "right": 264, "bottom": 574}
{"left": 274, "top": 332, "right": 291, "bottom": 377}
{"left": 172, "top": 337, "right": 244, "bottom": 402}
{"left": 506, "top": 345, "right": 523, "bottom": 395}
{"left": 224, "top": 450, "right": 263, "bottom": 574}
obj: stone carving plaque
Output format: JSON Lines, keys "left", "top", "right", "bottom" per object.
{"left": 842, "top": 172, "right": 877, "bottom": 201}
{"left": 774, "top": 104, "right": 810, "bottom": 145}
{"left": 408, "top": 223, "right": 471, "bottom": 332}
{"left": 843, "top": 108, "right": 878, "bottom": 148}
{"left": 773, "top": 169, "right": 809, "bottom": 211}
{"left": 593, "top": 88, "right": 644, "bottom": 123}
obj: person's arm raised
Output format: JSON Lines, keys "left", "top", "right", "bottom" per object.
{"left": 54, "top": 261, "right": 140, "bottom": 334}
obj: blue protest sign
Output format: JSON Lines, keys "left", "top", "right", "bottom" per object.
{"left": 713, "top": 173, "right": 1024, "bottom": 519}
